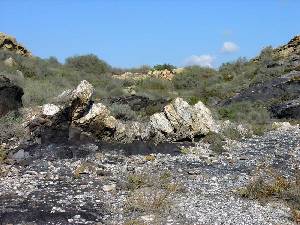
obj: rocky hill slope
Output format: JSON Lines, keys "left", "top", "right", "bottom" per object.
{"left": 0, "top": 32, "right": 31, "bottom": 57}
{"left": 272, "top": 35, "right": 300, "bottom": 62}
{"left": 0, "top": 33, "right": 300, "bottom": 224}
{"left": 223, "top": 35, "right": 300, "bottom": 119}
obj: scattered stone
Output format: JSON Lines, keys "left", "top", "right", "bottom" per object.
{"left": 272, "top": 121, "right": 296, "bottom": 130}
{"left": 12, "top": 149, "right": 28, "bottom": 161}
{"left": 102, "top": 184, "right": 116, "bottom": 192}
{"left": 140, "top": 214, "right": 155, "bottom": 222}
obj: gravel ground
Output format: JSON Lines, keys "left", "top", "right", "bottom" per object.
{"left": 0, "top": 125, "right": 299, "bottom": 225}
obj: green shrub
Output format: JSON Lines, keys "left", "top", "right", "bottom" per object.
{"left": 22, "top": 78, "right": 66, "bottom": 106}
{"left": 152, "top": 64, "right": 176, "bottom": 71}
{"left": 111, "top": 65, "right": 151, "bottom": 74}
{"left": 238, "top": 168, "right": 300, "bottom": 223}
{"left": 202, "top": 132, "right": 225, "bottom": 153}
{"left": 172, "top": 66, "right": 218, "bottom": 89}
{"left": 65, "top": 54, "right": 110, "bottom": 74}
{"left": 134, "top": 77, "right": 174, "bottom": 99}
{"left": 221, "top": 126, "right": 244, "bottom": 140}
{"left": 109, "top": 103, "right": 137, "bottom": 121}
{"left": 218, "top": 102, "right": 270, "bottom": 124}
{"left": 0, "top": 146, "right": 7, "bottom": 163}
{"left": 0, "top": 112, "right": 25, "bottom": 143}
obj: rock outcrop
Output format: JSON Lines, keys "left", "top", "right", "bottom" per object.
{"left": 223, "top": 71, "right": 300, "bottom": 105}
{"left": 150, "top": 98, "right": 217, "bottom": 142}
{"left": 113, "top": 68, "right": 185, "bottom": 81}
{"left": 29, "top": 80, "right": 217, "bottom": 144}
{"left": 270, "top": 98, "right": 300, "bottom": 119}
{"left": 222, "top": 71, "right": 300, "bottom": 119}
{"left": 273, "top": 35, "right": 300, "bottom": 60}
{"left": 0, "top": 32, "right": 31, "bottom": 57}
{"left": 0, "top": 75, "right": 24, "bottom": 117}
{"left": 148, "top": 69, "right": 175, "bottom": 80}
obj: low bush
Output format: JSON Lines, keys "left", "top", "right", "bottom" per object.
{"left": 65, "top": 54, "right": 110, "bottom": 74}
{"left": 152, "top": 63, "right": 176, "bottom": 71}
{"left": 238, "top": 167, "right": 300, "bottom": 223}
{"left": 0, "top": 146, "right": 7, "bottom": 164}
{"left": 109, "top": 103, "right": 137, "bottom": 121}
{"left": 0, "top": 111, "right": 25, "bottom": 143}
{"left": 124, "top": 169, "right": 184, "bottom": 221}
{"left": 218, "top": 101, "right": 270, "bottom": 124}
{"left": 202, "top": 132, "right": 226, "bottom": 153}
{"left": 172, "top": 66, "right": 218, "bottom": 89}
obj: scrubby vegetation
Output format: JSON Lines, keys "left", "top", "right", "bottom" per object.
{"left": 152, "top": 63, "right": 176, "bottom": 71}
{"left": 238, "top": 167, "right": 300, "bottom": 223}
{"left": 0, "top": 111, "right": 25, "bottom": 144}
{"left": 65, "top": 54, "right": 110, "bottom": 74}
{"left": 123, "top": 170, "right": 184, "bottom": 223}
{"left": 0, "top": 43, "right": 294, "bottom": 132}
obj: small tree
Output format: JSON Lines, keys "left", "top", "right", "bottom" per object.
{"left": 65, "top": 54, "right": 110, "bottom": 74}
{"left": 152, "top": 63, "right": 176, "bottom": 71}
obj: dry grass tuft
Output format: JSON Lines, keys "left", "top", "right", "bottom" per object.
{"left": 238, "top": 167, "right": 300, "bottom": 223}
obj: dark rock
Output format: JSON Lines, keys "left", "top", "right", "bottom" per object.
{"left": 270, "top": 98, "right": 300, "bottom": 119}
{"left": 28, "top": 80, "right": 94, "bottom": 144}
{"left": 223, "top": 71, "right": 300, "bottom": 105}
{"left": 0, "top": 75, "right": 23, "bottom": 117}
{"left": 221, "top": 71, "right": 300, "bottom": 119}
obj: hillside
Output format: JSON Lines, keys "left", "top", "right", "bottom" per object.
{"left": 0, "top": 33, "right": 300, "bottom": 224}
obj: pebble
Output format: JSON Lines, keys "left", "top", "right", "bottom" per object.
{"left": 102, "top": 184, "right": 116, "bottom": 192}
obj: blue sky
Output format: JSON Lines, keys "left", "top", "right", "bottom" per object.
{"left": 1, "top": 0, "right": 299, "bottom": 68}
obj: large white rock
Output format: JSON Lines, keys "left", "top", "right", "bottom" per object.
{"left": 42, "top": 104, "right": 61, "bottom": 116}
{"left": 76, "top": 103, "right": 112, "bottom": 125}
{"left": 149, "top": 112, "right": 174, "bottom": 134}
{"left": 71, "top": 80, "right": 94, "bottom": 103}
{"left": 192, "top": 100, "right": 217, "bottom": 134}
{"left": 149, "top": 98, "right": 217, "bottom": 141}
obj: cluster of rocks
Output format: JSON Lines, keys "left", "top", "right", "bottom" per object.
{"left": 0, "top": 32, "right": 31, "bottom": 57}
{"left": 147, "top": 69, "right": 175, "bottom": 80}
{"left": 29, "top": 80, "right": 217, "bottom": 144}
{"left": 112, "top": 72, "right": 148, "bottom": 81}
{"left": 273, "top": 35, "right": 300, "bottom": 61}
{"left": 0, "top": 75, "right": 23, "bottom": 117}
{"left": 147, "top": 68, "right": 185, "bottom": 80}
{"left": 113, "top": 68, "right": 185, "bottom": 81}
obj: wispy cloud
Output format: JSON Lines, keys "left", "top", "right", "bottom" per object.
{"left": 184, "top": 55, "right": 214, "bottom": 68}
{"left": 221, "top": 41, "right": 239, "bottom": 53}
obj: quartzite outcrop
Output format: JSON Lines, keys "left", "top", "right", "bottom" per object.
{"left": 29, "top": 80, "right": 217, "bottom": 144}
{"left": 0, "top": 32, "right": 31, "bottom": 57}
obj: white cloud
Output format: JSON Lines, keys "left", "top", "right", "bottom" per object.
{"left": 221, "top": 41, "right": 239, "bottom": 53}
{"left": 184, "top": 55, "right": 214, "bottom": 68}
